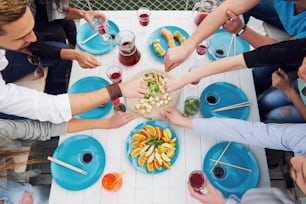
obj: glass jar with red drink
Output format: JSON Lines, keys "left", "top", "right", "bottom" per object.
{"left": 192, "top": 0, "right": 217, "bottom": 26}
{"left": 189, "top": 170, "right": 209, "bottom": 194}
{"left": 116, "top": 30, "right": 141, "bottom": 66}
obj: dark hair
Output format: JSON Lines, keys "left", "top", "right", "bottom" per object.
{"left": 0, "top": 0, "right": 27, "bottom": 35}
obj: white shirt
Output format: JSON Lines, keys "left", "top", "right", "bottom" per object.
{"left": 0, "top": 50, "right": 72, "bottom": 123}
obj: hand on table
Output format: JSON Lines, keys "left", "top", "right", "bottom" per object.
{"left": 75, "top": 50, "right": 101, "bottom": 68}
{"left": 164, "top": 44, "right": 193, "bottom": 72}
{"left": 187, "top": 181, "right": 226, "bottom": 204}
{"left": 161, "top": 108, "right": 192, "bottom": 128}
{"left": 119, "top": 79, "right": 148, "bottom": 98}
{"left": 106, "top": 111, "right": 138, "bottom": 128}
{"left": 222, "top": 10, "right": 244, "bottom": 35}
{"left": 272, "top": 68, "right": 293, "bottom": 92}
{"left": 84, "top": 11, "right": 108, "bottom": 31}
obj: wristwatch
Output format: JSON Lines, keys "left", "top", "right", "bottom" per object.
{"left": 236, "top": 25, "right": 247, "bottom": 36}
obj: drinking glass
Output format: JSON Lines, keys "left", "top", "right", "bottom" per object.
{"left": 106, "top": 65, "right": 122, "bottom": 83}
{"left": 196, "top": 39, "right": 210, "bottom": 59}
{"left": 97, "top": 21, "right": 113, "bottom": 45}
{"left": 137, "top": 7, "right": 151, "bottom": 34}
{"left": 184, "top": 96, "right": 202, "bottom": 117}
{"left": 189, "top": 170, "right": 209, "bottom": 194}
{"left": 101, "top": 172, "right": 123, "bottom": 192}
{"left": 188, "top": 66, "right": 201, "bottom": 87}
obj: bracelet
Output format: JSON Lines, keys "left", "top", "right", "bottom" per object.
{"left": 236, "top": 25, "right": 247, "bottom": 36}
{"left": 106, "top": 83, "right": 122, "bottom": 101}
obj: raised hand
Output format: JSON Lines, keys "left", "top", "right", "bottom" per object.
{"left": 83, "top": 11, "right": 108, "bottom": 31}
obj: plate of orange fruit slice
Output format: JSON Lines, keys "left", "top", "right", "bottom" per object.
{"left": 126, "top": 120, "right": 179, "bottom": 174}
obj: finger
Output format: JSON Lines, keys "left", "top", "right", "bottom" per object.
{"left": 226, "top": 9, "right": 238, "bottom": 19}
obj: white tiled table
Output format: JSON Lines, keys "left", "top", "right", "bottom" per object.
{"left": 49, "top": 10, "right": 270, "bottom": 204}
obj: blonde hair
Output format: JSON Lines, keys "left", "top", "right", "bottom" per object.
{"left": 0, "top": 0, "right": 27, "bottom": 35}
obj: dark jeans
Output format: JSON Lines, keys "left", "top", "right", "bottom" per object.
{"left": 0, "top": 41, "right": 71, "bottom": 120}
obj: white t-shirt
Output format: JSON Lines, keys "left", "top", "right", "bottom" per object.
{"left": 0, "top": 50, "right": 72, "bottom": 123}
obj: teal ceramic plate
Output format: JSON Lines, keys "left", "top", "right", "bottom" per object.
{"left": 148, "top": 26, "right": 189, "bottom": 62}
{"left": 203, "top": 142, "right": 259, "bottom": 198}
{"left": 77, "top": 19, "right": 119, "bottom": 55}
{"left": 51, "top": 135, "right": 106, "bottom": 191}
{"left": 126, "top": 120, "right": 179, "bottom": 174}
{"left": 200, "top": 82, "right": 250, "bottom": 120}
{"left": 207, "top": 29, "right": 250, "bottom": 61}
{"left": 68, "top": 76, "right": 112, "bottom": 119}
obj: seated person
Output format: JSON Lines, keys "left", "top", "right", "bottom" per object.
{"left": 223, "top": 0, "right": 306, "bottom": 95}
{"left": 161, "top": 107, "right": 306, "bottom": 204}
{"left": 0, "top": 1, "right": 147, "bottom": 122}
{"left": 165, "top": 39, "right": 306, "bottom": 122}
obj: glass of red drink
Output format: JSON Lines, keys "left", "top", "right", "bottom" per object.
{"left": 196, "top": 39, "right": 210, "bottom": 58}
{"left": 189, "top": 170, "right": 209, "bottom": 194}
{"left": 137, "top": 7, "right": 151, "bottom": 27}
{"left": 192, "top": 0, "right": 216, "bottom": 26}
{"left": 194, "top": 12, "right": 208, "bottom": 26}
{"left": 106, "top": 65, "right": 122, "bottom": 83}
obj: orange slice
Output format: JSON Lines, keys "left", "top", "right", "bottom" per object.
{"left": 153, "top": 159, "right": 161, "bottom": 171}
{"left": 162, "top": 160, "right": 171, "bottom": 169}
{"left": 155, "top": 126, "right": 163, "bottom": 139}
{"left": 163, "top": 128, "right": 172, "bottom": 139}
{"left": 131, "top": 141, "right": 141, "bottom": 148}
{"left": 138, "top": 129, "right": 150, "bottom": 138}
{"left": 132, "top": 133, "right": 147, "bottom": 141}
{"left": 146, "top": 161, "right": 154, "bottom": 172}
{"left": 145, "top": 124, "right": 156, "bottom": 137}
{"left": 130, "top": 147, "right": 141, "bottom": 158}
{"left": 138, "top": 152, "right": 147, "bottom": 167}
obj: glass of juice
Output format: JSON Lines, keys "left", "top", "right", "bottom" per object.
{"left": 189, "top": 170, "right": 209, "bottom": 194}
{"left": 184, "top": 96, "right": 202, "bottom": 117}
{"left": 101, "top": 172, "right": 123, "bottom": 191}
{"left": 137, "top": 7, "right": 151, "bottom": 27}
{"left": 106, "top": 65, "right": 122, "bottom": 83}
{"left": 196, "top": 39, "right": 210, "bottom": 57}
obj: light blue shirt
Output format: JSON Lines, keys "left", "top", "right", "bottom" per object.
{"left": 192, "top": 117, "right": 306, "bottom": 204}
{"left": 274, "top": 0, "right": 306, "bottom": 39}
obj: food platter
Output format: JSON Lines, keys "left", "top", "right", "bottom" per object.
{"left": 126, "top": 68, "right": 181, "bottom": 120}
{"left": 148, "top": 26, "right": 189, "bottom": 62}
{"left": 126, "top": 120, "right": 179, "bottom": 174}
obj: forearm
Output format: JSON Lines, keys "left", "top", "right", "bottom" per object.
{"left": 68, "top": 88, "right": 111, "bottom": 116}
{"left": 65, "top": 7, "right": 86, "bottom": 20}
{"left": 60, "top": 49, "right": 81, "bottom": 61}
{"left": 187, "top": 0, "right": 259, "bottom": 51}
{"left": 283, "top": 87, "right": 306, "bottom": 121}
{"left": 239, "top": 26, "right": 278, "bottom": 48}
{"left": 67, "top": 118, "right": 111, "bottom": 132}
{"left": 182, "top": 55, "right": 246, "bottom": 85}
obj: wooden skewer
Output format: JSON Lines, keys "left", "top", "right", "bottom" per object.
{"left": 226, "top": 34, "right": 235, "bottom": 57}
{"left": 212, "top": 101, "right": 251, "bottom": 112}
{"left": 209, "top": 159, "right": 252, "bottom": 172}
{"left": 47, "top": 156, "right": 88, "bottom": 175}
{"left": 81, "top": 32, "right": 99, "bottom": 44}
{"left": 209, "top": 142, "right": 231, "bottom": 173}
{"left": 110, "top": 171, "right": 125, "bottom": 189}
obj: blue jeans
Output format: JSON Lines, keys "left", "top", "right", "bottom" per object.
{"left": 243, "top": 0, "right": 285, "bottom": 31}
{"left": 0, "top": 41, "right": 71, "bottom": 120}
{"left": 259, "top": 81, "right": 305, "bottom": 123}
{"left": 2, "top": 41, "right": 71, "bottom": 95}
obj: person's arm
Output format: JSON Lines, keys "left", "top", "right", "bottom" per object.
{"left": 164, "top": 0, "right": 260, "bottom": 71}
{"left": 223, "top": 10, "right": 278, "bottom": 48}
{"left": 161, "top": 108, "right": 306, "bottom": 156}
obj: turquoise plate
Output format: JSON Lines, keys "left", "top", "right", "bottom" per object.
{"left": 148, "top": 26, "right": 189, "bottom": 62}
{"left": 126, "top": 120, "right": 179, "bottom": 174}
{"left": 68, "top": 76, "right": 112, "bottom": 119}
{"left": 207, "top": 28, "right": 250, "bottom": 61}
{"left": 77, "top": 19, "right": 119, "bottom": 55}
{"left": 51, "top": 135, "right": 106, "bottom": 191}
{"left": 200, "top": 82, "right": 250, "bottom": 120}
{"left": 203, "top": 142, "right": 259, "bottom": 198}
